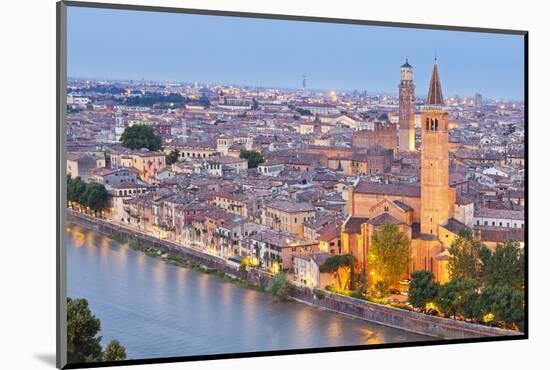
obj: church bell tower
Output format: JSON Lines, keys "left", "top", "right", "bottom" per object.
{"left": 115, "top": 109, "right": 125, "bottom": 142}
{"left": 420, "top": 60, "right": 451, "bottom": 235}
{"left": 398, "top": 58, "right": 416, "bottom": 152}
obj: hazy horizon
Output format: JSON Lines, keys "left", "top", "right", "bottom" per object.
{"left": 67, "top": 7, "right": 525, "bottom": 100}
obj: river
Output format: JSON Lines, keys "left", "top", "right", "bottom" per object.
{"left": 67, "top": 223, "right": 430, "bottom": 360}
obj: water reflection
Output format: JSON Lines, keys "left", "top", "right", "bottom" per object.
{"left": 67, "top": 224, "right": 430, "bottom": 360}
{"left": 326, "top": 319, "right": 343, "bottom": 346}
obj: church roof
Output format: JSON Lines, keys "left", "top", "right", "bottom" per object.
{"left": 354, "top": 181, "right": 421, "bottom": 198}
{"left": 425, "top": 62, "right": 444, "bottom": 106}
{"left": 343, "top": 216, "right": 369, "bottom": 234}
{"left": 369, "top": 213, "right": 403, "bottom": 226}
{"left": 401, "top": 58, "right": 412, "bottom": 68}
{"left": 393, "top": 200, "right": 413, "bottom": 212}
{"left": 443, "top": 218, "right": 471, "bottom": 235}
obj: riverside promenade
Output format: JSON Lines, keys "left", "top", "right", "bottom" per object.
{"left": 67, "top": 210, "right": 522, "bottom": 340}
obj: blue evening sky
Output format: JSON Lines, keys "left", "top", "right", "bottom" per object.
{"left": 67, "top": 7, "right": 525, "bottom": 100}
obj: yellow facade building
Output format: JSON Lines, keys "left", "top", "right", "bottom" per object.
{"left": 261, "top": 200, "right": 316, "bottom": 237}
{"left": 341, "top": 61, "right": 464, "bottom": 284}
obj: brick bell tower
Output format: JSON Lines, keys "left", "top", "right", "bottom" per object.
{"left": 420, "top": 60, "right": 451, "bottom": 235}
{"left": 398, "top": 58, "right": 416, "bottom": 152}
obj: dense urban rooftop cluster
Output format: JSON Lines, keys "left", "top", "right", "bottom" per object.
{"left": 66, "top": 67, "right": 525, "bottom": 292}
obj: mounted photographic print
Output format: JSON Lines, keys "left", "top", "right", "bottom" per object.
{"left": 56, "top": 1, "right": 528, "bottom": 368}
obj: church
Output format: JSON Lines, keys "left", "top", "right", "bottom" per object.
{"left": 342, "top": 60, "right": 468, "bottom": 284}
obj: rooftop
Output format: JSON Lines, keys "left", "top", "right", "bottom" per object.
{"left": 343, "top": 216, "right": 369, "bottom": 234}
{"left": 354, "top": 181, "right": 421, "bottom": 198}
{"left": 266, "top": 200, "right": 315, "bottom": 213}
{"left": 369, "top": 213, "right": 403, "bottom": 226}
{"left": 474, "top": 208, "right": 524, "bottom": 220}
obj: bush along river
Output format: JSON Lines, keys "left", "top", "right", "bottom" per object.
{"left": 67, "top": 223, "right": 431, "bottom": 360}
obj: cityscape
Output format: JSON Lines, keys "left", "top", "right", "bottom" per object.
{"left": 64, "top": 7, "right": 526, "bottom": 365}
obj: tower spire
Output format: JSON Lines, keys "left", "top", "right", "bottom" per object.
{"left": 426, "top": 62, "right": 444, "bottom": 106}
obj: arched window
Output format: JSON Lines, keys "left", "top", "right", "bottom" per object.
{"left": 435, "top": 119, "right": 438, "bottom": 130}
{"left": 426, "top": 118, "right": 429, "bottom": 130}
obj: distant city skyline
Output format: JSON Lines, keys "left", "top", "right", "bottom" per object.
{"left": 67, "top": 7, "right": 525, "bottom": 100}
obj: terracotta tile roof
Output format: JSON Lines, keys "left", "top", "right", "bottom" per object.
{"left": 354, "top": 181, "right": 421, "bottom": 198}
{"left": 477, "top": 227, "right": 525, "bottom": 243}
{"left": 443, "top": 218, "right": 471, "bottom": 235}
{"left": 311, "top": 252, "right": 333, "bottom": 267}
{"left": 266, "top": 200, "right": 315, "bottom": 213}
{"left": 393, "top": 200, "right": 413, "bottom": 212}
{"left": 319, "top": 224, "right": 341, "bottom": 242}
{"left": 474, "top": 208, "right": 524, "bottom": 220}
{"left": 369, "top": 213, "right": 402, "bottom": 226}
{"left": 343, "top": 216, "right": 369, "bottom": 234}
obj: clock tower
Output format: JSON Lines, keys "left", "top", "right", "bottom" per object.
{"left": 398, "top": 58, "right": 416, "bottom": 152}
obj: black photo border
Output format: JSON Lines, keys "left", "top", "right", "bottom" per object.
{"left": 56, "top": 1, "right": 529, "bottom": 368}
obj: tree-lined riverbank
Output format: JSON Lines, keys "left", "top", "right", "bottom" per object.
{"left": 67, "top": 211, "right": 521, "bottom": 343}
{"left": 67, "top": 222, "right": 432, "bottom": 359}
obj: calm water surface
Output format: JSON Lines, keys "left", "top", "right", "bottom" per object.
{"left": 67, "top": 224, "right": 430, "bottom": 360}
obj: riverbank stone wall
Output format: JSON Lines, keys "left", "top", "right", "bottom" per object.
{"left": 67, "top": 212, "right": 522, "bottom": 340}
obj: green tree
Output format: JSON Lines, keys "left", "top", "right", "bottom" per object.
{"left": 295, "top": 108, "right": 312, "bottom": 116}
{"left": 368, "top": 223, "right": 410, "bottom": 291}
{"left": 268, "top": 272, "right": 293, "bottom": 302}
{"left": 67, "top": 176, "right": 87, "bottom": 205}
{"left": 239, "top": 149, "right": 264, "bottom": 168}
{"left": 198, "top": 94, "right": 211, "bottom": 108}
{"left": 374, "top": 280, "right": 390, "bottom": 298}
{"left": 165, "top": 149, "right": 180, "bottom": 165}
{"left": 378, "top": 113, "right": 389, "bottom": 121}
{"left": 436, "top": 279, "right": 462, "bottom": 319}
{"left": 457, "top": 279, "right": 481, "bottom": 321}
{"left": 448, "top": 230, "right": 489, "bottom": 281}
{"left": 82, "top": 182, "right": 109, "bottom": 215}
{"left": 319, "top": 254, "right": 356, "bottom": 290}
{"left": 103, "top": 340, "right": 127, "bottom": 362}
{"left": 408, "top": 270, "right": 440, "bottom": 310}
{"left": 437, "top": 279, "right": 480, "bottom": 320}
{"left": 67, "top": 298, "right": 103, "bottom": 363}
{"left": 479, "top": 285, "right": 524, "bottom": 330}
{"left": 67, "top": 175, "right": 73, "bottom": 204}
{"left": 481, "top": 240, "right": 524, "bottom": 290}
{"left": 119, "top": 124, "right": 162, "bottom": 151}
